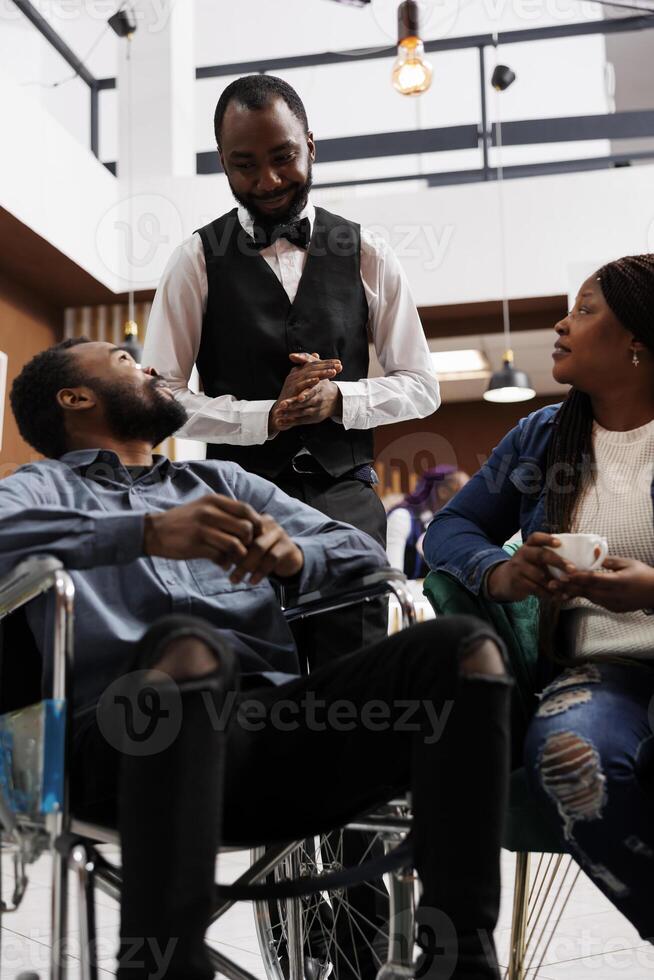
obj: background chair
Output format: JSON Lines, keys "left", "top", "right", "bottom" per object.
{"left": 0, "top": 557, "right": 417, "bottom": 980}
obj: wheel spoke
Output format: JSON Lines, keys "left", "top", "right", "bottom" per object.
{"left": 253, "top": 828, "right": 398, "bottom": 980}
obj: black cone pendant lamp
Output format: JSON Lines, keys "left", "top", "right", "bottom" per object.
{"left": 483, "top": 45, "right": 535, "bottom": 404}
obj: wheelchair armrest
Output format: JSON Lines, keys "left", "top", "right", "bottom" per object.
{"left": 283, "top": 568, "right": 416, "bottom": 631}
{"left": 0, "top": 555, "right": 67, "bottom": 619}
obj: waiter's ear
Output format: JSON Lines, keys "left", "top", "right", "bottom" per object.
{"left": 307, "top": 131, "right": 316, "bottom": 162}
{"left": 217, "top": 142, "right": 225, "bottom": 172}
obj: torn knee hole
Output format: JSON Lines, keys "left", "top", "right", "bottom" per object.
{"left": 538, "top": 731, "right": 606, "bottom": 839}
{"left": 541, "top": 665, "right": 601, "bottom": 698}
{"left": 152, "top": 636, "right": 221, "bottom": 681}
{"left": 536, "top": 687, "right": 592, "bottom": 717}
{"left": 459, "top": 637, "right": 506, "bottom": 678}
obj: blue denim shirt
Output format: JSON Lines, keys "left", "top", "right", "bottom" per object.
{"left": 424, "top": 404, "right": 562, "bottom": 593}
{"left": 0, "top": 450, "right": 387, "bottom": 710}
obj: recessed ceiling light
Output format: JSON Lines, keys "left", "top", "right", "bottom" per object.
{"left": 431, "top": 349, "right": 491, "bottom": 380}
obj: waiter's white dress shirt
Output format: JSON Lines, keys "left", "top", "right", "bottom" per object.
{"left": 144, "top": 200, "right": 440, "bottom": 445}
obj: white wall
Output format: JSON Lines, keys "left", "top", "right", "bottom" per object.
{"left": 112, "top": 160, "right": 654, "bottom": 305}
{"left": 1, "top": 0, "right": 614, "bottom": 172}
{"left": 0, "top": 0, "right": 648, "bottom": 310}
{"left": 0, "top": 62, "right": 122, "bottom": 290}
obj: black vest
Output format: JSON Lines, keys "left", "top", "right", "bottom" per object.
{"left": 195, "top": 206, "right": 373, "bottom": 479}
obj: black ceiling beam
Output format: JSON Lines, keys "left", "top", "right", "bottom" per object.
{"left": 192, "top": 13, "right": 654, "bottom": 80}
{"left": 195, "top": 109, "right": 654, "bottom": 175}
{"left": 495, "top": 109, "right": 654, "bottom": 145}
{"left": 10, "top": 0, "right": 97, "bottom": 88}
{"left": 92, "top": 13, "right": 654, "bottom": 92}
{"left": 196, "top": 123, "right": 480, "bottom": 174}
{"left": 309, "top": 148, "right": 654, "bottom": 191}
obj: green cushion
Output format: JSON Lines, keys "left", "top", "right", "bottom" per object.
{"left": 422, "top": 567, "right": 539, "bottom": 728}
{"left": 505, "top": 768, "right": 567, "bottom": 854}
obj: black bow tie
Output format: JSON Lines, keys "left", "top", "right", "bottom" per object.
{"left": 249, "top": 217, "right": 311, "bottom": 251}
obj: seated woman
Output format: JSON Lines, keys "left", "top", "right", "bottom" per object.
{"left": 424, "top": 253, "right": 654, "bottom": 943}
{"left": 386, "top": 465, "right": 469, "bottom": 577}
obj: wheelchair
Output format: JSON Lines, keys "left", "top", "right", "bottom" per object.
{"left": 0, "top": 556, "right": 418, "bottom": 980}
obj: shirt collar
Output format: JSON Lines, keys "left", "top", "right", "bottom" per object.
{"left": 60, "top": 449, "right": 171, "bottom": 482}
{"left": 237, "top": 199, "right": 315, "bottom": 241}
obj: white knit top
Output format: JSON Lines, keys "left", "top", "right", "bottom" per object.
{"left": 565, "top": 418, "right": 654, "bottom": 659}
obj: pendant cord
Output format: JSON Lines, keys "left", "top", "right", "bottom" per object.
{"left": 493, "top": 38, "right": 511, "bottom": 357}
{"left": 126, "top": 33, "right": 135, "bottom": 326}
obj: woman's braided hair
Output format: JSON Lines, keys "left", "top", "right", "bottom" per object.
{"left": 539, "top": 254, "right": 654, "bottom": 659}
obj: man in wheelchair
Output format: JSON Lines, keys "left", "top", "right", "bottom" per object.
{"left": 4, "top": 338, "right": 511, "bottom": 980}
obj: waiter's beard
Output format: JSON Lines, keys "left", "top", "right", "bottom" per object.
{"left": 228, "top": 161, "right": 313, "bottom": 234}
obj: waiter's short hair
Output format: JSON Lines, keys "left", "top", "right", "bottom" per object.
{"left": 214, "top": 75, "right": 309, "bottom": 145}
{"left": 10, "top": 337, "right": 90, "bottom": 458}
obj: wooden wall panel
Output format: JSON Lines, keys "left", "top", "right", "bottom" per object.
{"left": 374, "top": 395, "right": 561, "bottom": 498}
{"left": 0, "top": 273, "right": 62, "bottom": 471}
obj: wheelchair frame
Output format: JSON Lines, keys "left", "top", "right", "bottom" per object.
{"left": 0, "top": 557, "right": 417, "bottom": 980}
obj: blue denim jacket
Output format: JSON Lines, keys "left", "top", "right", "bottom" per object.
{"left": 423, "top": 403, "right": 562, "bottom": 593}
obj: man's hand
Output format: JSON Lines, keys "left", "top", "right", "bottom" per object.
{"left": 271, "top": 380, "right": 343, "bottom": 431}
{"left": 144, "top": 494, "right": 261, "bottom": 568}
{"left": 486, "top": 532, "right": 574, "bottom": 602}
{"left": 229, "top": 513, "right": 304, "bottom": 585}
{"left": 268, "top": 352, "right": 342, "bottom": 435}
{"left": 557, "top": 557, "right": 654, "bottom": 612}
{"left": 143, "top": 495, "right": 303, "bottom": 585}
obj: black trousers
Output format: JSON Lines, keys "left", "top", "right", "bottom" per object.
{"left": 71, "top": 614, "right": 511, "bottom": 980}
{"left": 275, "top": 468, "right": 389, "bottom": 665}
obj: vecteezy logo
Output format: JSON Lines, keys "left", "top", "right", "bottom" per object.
{"left": 114, "top": 686, "right": 170, "bottom": 743}
{"left": 97, "top": 670, "right": 183, "bottom": 757}
{"left": 414, "top": 906, "right": 458, "bottom": 980}
{"left": 375, "top": 431, "right": 460, "bottom": 500}
{"left": 95, "top": 193, "right": 184, "bottom": 286}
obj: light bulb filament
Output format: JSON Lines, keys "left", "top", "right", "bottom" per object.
{"left": 392, "top": 37, "right": 433, "bottom": 96}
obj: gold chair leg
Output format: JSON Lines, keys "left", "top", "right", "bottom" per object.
{"left": 508, "top": 852, "right": 530, "bottom": 980}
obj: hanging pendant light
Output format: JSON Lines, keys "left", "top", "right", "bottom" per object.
{"left": 392, "top": 1, "right": 433, "bottom": 96}
{"left": 484, "top": 348, "right": 536, "bottom": 403}
{"left": 121, "top": 319, "right": 143, "bottom": 367}
{"left": 111, "top": 7, "right": 143, "bottom": 368}
{"left": 483, "top": 44, "right": 534, "bottom": 405}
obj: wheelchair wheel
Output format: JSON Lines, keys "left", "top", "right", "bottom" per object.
{"left": 253, "top": 829, "right": 397, "bottom": 980}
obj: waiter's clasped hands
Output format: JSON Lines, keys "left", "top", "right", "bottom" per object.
{"left": 269, "top": 351, "right": 343, "bottom": 433}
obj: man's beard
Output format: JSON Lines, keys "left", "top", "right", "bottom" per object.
{"left": 228, "top": 160, "right": 313, "bottom": 234}
{"left": 91, "top": 376, "right": 189, "bottom": 448}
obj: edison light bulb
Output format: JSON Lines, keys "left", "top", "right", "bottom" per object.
{"left": 392, "top": 36, "right": 433, "bottom": 96}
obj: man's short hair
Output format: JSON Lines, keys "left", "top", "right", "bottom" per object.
{"left": 214, "top": 74, "right": 309, "bottom": 146}
{"left": 10, "top": 337, "right": 90, "bottom": 458}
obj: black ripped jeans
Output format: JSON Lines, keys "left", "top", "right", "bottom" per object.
{"left": 71, "top": 615, "right": 512, "bottom": 980}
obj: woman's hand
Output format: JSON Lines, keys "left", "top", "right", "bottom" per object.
{"left": 558, "top": 557, "right": 654, "bottom": 612}
{"left": 486, "top": 532, "right": 574, "bottom": 602}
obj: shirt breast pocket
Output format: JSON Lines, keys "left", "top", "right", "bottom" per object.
{"left": 187, "top": 559, "right": 250, "bottom": 597}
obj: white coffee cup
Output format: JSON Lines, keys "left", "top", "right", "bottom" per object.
{"left": 548, "top": 533, "right": 609, "bottom": 579}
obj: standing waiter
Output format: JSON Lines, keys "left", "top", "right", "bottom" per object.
{"left": 144, "top": 74, "right": 440, "bottom": 657}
